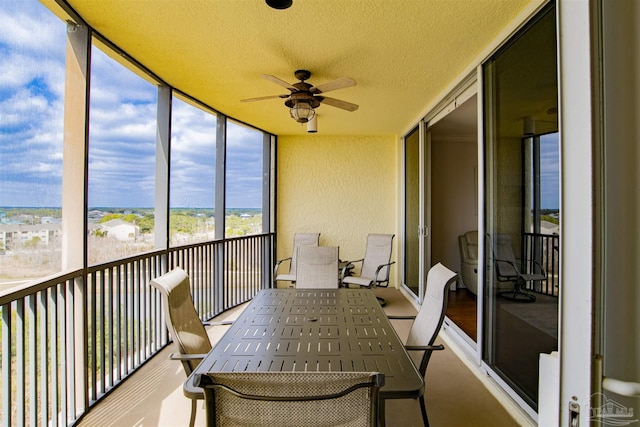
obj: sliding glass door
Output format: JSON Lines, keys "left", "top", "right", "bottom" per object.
{"left": 403, "top": 126, "right": 421, "bottom": 298}
{"left": 483, "top": 3, "right": 559, "bottom": 409}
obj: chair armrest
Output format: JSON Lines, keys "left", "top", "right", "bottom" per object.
{"left": 494, "top": 258, "right": 520, "bottom": 278}
{"left": 387, "top": 315, "right": 416, "bottom": 320}
{"left": 528, "top": 259, "right": 547, "bottom": 275}
{"left": 170, "top": 353, "right": 208, "bottom": 361}
{"left": 374, "top": 261, "right": 396, "bottom": 282}
{"left": 339, "top": 259, "right": 363, "bottom": 285}
{"left": 203, "top": 320, "right": 233, "bottom": 326}
{"left": 274, "top": 257, "right": 292, "bottom": 275}
{"left": 495, "top": 257, "right": 518, "bottom": 268}
{"left": 404, "top": 344, "right": 445, "bottom": 352}
{"left": 516, "top": 258, "right": 547, "bottom": 276}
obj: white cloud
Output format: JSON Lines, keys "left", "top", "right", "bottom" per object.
{"left": 1, "top": 0, "right": 267, "bottom": 209}
{"left": 0, "top": 3, "right": 65, "bottom": 55}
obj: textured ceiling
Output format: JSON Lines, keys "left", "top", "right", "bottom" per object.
{"left": 52, "top": 0, "right": 531, "bottom": 136}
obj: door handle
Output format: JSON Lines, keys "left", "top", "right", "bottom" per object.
{"left": 602, "top": 377, "right": 640, "bottom": 397}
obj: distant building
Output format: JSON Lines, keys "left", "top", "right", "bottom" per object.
{"left": 88, "top": 210, "right": 106, "bottom": 220}
{"left": 100, "top": 219, "right": 139, "bottom": 241}
{"left": 0, "top": 223, "right": 62, "bottom": 249}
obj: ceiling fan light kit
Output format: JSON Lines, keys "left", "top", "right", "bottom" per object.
{"left": 241, "top": 69, "right": 358, "bottom": 129}
{"left": 289, "top": 101, "right": 315, "bottom": 123}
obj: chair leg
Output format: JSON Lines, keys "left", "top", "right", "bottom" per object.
{"left": 498, "top": 279, "right": 536, "bottom": 302}
{"left": 189, "top": 399, "right": 197, "bottom": 427}
{"left": 419, "top": 396, "right": 429, "bottom": 427}
{"left": 379, "top": 398, "right": 386, "bottom": 427}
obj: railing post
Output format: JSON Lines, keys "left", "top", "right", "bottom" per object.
{"left": 74, "top": 275, "right": 88, "bottom": 418}
{"left": 2, "top": 303, "right": 11, "bottom": 427}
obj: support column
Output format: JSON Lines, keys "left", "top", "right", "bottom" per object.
{"left": 215, "top": 115, "right": 227, "bottom": 240}
{"left": 61, "top": 21, "right": 90, "bottom": 416}
{"left": 61, "top": 23, "right": 90, "bottom": 271}
{"left": 155, "top": 85, "right": 171, "bottom": 257}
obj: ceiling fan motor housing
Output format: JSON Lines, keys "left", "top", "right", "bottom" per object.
{"left": 284, "top": 83, "right": 321, "bottom": 109}
{"left": 294, "top": 69, "right": 312, "bottom": 81}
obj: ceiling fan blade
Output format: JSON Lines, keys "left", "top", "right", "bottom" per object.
{"left": 318, "top": 96, "right": 359, "bottom": 112}
{"left": 261, "top": 74, "right": 297, "bottom": 91}
{"left": 240, "top": 94, "right": 289, "bottom": 102}
{"left": 311, "top": 77, "right": 356, "bottom": 94}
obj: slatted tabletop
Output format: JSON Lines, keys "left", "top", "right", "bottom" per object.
{"left": 185, "top": 288, "right": 424, "bottom": 399}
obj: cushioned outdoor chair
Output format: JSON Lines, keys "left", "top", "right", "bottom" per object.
{"left": 295, "top": 245, "right": 339, "bottom": 289}
{"left": 387, "top": 262, "right": 457, "bottom": 427}
{"left": 149, "top": 267, "right": 232, "bottom": 427}
{"left": 493, "top": 233, "right": 545, "bottom": 302}
{"left": 194, "top": 371, "right": 385, "bottom": 427}
{"left": 274, "top": 232, "right": 320, "bottom": 286}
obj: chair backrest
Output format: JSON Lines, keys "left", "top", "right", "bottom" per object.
{"left": 360, "top": 234, "right": 394, "bottom": 282}
{"left": 149, "top": 267, "right": 211, "bottom": 373}
{"left": 405, "top": 263, "right": 457, "bottom": 373}
{"left": 458, "top": 230, "right": 478, "bottom": 262}
{"left": 493, "top": 233, "right": 519, "bottom": 278}
{"left": 195, "top": 371, "right": 384, "bottom": 427}
{"left": 296, "top": 245, "right": 339, "bottom": 288}
{"left": 288, "top": 233, "right": 321, "bottom": 276}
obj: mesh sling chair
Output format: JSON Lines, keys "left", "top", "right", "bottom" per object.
{"left": 341, "top": 233, "right": 395, "bottom": 306}
{"left": 493, "top": 233, "right": 546, "bottom": 302}
{"left": 295, "top": 245, "right": 339, "bottom": 289}
{"left": 274, "top": 232, "right": 320, "bottom": 286}
{"left": 387, "top": 262, "right": 457, "bottom": 427}
{"left": 194, "top": 371, "right": 385, "bottom": 427}
{"left": 149, "top": 267, "right": 233, "bottom": 427}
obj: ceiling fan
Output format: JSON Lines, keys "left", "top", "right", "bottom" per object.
{"left": 241, "top": 70, "right": 358, "bottom": 123}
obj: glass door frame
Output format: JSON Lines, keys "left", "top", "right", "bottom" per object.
{"left": 401, "top": 122, "right": 428, "bottom": 303}
{"left": 400, "top": 77, "right": 478, "bottom": 309}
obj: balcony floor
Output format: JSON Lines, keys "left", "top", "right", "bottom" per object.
{"left": 76, "top": 288, "right": 522, "bottom": 427}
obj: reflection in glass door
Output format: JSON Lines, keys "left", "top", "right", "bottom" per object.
{"left": 404, "top": 127, "right": 420, "bottom": 298}
{"left": 483, "top": 4, "right": 558, "bottom": 410}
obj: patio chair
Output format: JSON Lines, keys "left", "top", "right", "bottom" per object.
{"left": 493, "top": 233, "right": 545, "bottom": 302}
{"left": 341, "top": 233, "right": 395, "bottom": 289}
{"left": 341, "top": 233, "right": 395, "bottom": 305}
{"left": 274, "top": 232, "right": 320, "bottom": 286}
{"left": 387, "top": 262, "right": 457, "bottom": 427}
{"left": 295, "top": 245, "right": 339, "bottom": 288}
{"left": 149, "top": 267, "right": 232, "bottom": 427}
{"left": 194, "top": 371, "right": 385, "bottom": 427}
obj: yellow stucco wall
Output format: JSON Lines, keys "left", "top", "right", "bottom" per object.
{"left": 276, "top": 134, "right": 399, "bottom": 286}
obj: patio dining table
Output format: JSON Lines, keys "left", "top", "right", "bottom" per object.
{"left": 184, "top": 288, "right": 424, "bottom": 426}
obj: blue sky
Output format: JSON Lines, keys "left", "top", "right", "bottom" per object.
{"left": 0, "top": 0, "right": 263, "bottom": 209}
{"left": 0, "top": 0, "right": 66, "bottom": 207}
{"left": 540, "top": 133, "right": 559, "bottom": 210}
